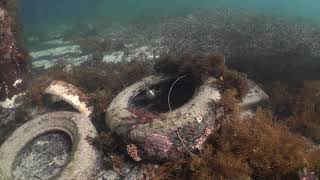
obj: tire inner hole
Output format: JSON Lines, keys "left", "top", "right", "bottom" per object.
{"left": 12, "top": 131, "right": 72, "bottom": 180}
{"left": 130, "top": 76, "right": 199, "bottom": 113}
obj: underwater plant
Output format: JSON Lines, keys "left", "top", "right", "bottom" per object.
{"left": 271, "top": 81, "right": 320, "bottom": 144}
{"left": 154, "top": 107, "right": 320, "bottom": 180}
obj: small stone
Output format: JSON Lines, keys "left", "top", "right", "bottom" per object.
{"left": 53, "top": 153, "right": 68, "bottom": 167}
{"left": 102, "top": 170, "right": 120, "bottom": 180}
{"left": 123, "top": 164, "right": 157, "bottom": 180}
{"left": 123, "top": 166, "right": 140, "bottom": 180}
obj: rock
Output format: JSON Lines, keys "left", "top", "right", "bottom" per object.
{"left": 95, "top": 170, "right": 120, "bottom": 180}
{"left": 123, "top": 166, "right": 141, "bottom": 180}
{"left": 103, "top": 170, "right": 120, "bottom": 180}
{"left": 124, "top": 164, "right": 158, "bottom": 180}
{"left": 0, "top": 5, "right": 27, "bottom": 109}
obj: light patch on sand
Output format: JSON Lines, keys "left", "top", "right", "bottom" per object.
{"left": 69, "top": 55, "right": 91, "bottom": 66}
{"left": 30, "top": 45, "right": 81, "bottom": 59}
{"left": 41, "top": 39, "right": 70, "bottom": 46}
{"left": 32, "top": 60, "right": 55, "bottom": 69}
{"left": 127, "top": 46, "right": 159, "bottom": 61}
{"left": 103, "top": 51, "right": 124, "bottom": 63}
{"left": 32, "top": 55, "right": 90, "bottom": 69}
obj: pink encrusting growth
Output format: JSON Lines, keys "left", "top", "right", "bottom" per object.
{"left": 143, "top": 134, "right": 173, "bottom": 159}
{"left": 193, "top": 128, "right": 214, "bottom": 150}
{"left": 129, "top": 108, "right": 157, "bottom": 124}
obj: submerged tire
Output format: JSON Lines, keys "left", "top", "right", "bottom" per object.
{"left": 107, "top": 75, "right": 222, "bottom": 160}
{"left": 107, "top": 75, "right": 269, "bottom": 161}
{"left": 44, "top": 80, "right": 93, "bottom": 118}
{"left": 0, "top": 111, "right": 100, "bottom": 180}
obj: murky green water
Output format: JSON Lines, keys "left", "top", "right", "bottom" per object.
{"left": 21, "top": 0, "right": 320, "bottom": 33}
{"left": 1, "top": 1, "right": 318, "bottom": 179}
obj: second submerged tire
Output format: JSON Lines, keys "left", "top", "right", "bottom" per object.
{"left": 0, "top": 111, "right": 100, "bottom": 180}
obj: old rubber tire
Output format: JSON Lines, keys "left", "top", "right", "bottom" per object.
{"left": 107, "top": 75, "right": 222, "bottom": 160}
{"left": 0, "top": 111, "right": 100, "bottom": 180}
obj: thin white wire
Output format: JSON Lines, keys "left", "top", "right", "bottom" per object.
{"left": 167, "top": 75, "right": 187, "bottom": 111}
{"left": 167, "top": 75, "right": 195, "bottom": 156}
